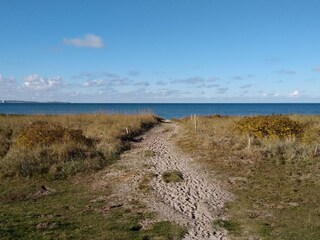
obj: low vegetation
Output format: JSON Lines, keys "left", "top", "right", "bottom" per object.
{"left": 138, "top": 173, "right": 156, "bottom": 192}
{"left": 144, "top": 149, "right": 155, "bottom": 158}
{"left": 0, "top": 113, "right": 186, "bottom": 239}
{"left": 176, "top": 114, "right": 320, "bottom": 240}
{"left": 0, "top": 113, "right": 158, "bottom": 179}
{"left": 236, "top": 115, "right": 304, "bottom": 139}
{"left": 162, "top": 170, "right": 184, "bottom": 183}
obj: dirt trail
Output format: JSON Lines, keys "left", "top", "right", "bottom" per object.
{"left": 102, "top": 122, "right": 232, "bottom": 240}
{"left": 141, "top": 123, "right": 231, "bottom": 240}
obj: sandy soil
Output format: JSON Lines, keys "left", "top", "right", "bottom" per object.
{"left": 97, "top": 122, "right": 232, "bottom": 240}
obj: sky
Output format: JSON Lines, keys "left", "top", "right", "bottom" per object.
{"left": 1, "top": 0, "right": 320, "bottom": 103}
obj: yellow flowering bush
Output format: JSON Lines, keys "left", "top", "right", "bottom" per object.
{"left": 236, "top": 115, "right": 304, "bottom": 139}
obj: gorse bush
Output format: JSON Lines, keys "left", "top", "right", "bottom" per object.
{"left": 236, "top": 115, "right": 304, "bottom": 139}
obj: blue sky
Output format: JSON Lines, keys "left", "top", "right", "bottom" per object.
{"left": 1, "top": 0, "right": 320, "bottom": 102}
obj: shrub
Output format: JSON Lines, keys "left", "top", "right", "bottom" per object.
{"left": 15, "top": 121, "right": 92, "bottom": 148}
{"left": 236, "top": 115, "right": 304, "bottom": 139}
{"left": 1, "top": 122, "right": 102, "bottom": 178}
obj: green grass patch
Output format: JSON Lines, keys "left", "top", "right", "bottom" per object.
{"left": 0, "top": 177, "right": 111, "bottom": 240}
{"left": 0, "top": 175, "right": 186, "bottom": 240}
{"left": 105, "top": 208, "right": 186, "bottom": 240}
{"left": 213, "top": 219, "right": 241, "bottom": 234}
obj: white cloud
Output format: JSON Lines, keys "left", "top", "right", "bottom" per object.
{"left": 23, "top": 74, "right": 63, "bottom": 91}
{"left": 289, "top": 90, "right": 299, "bottom": 97}
{"left": 82, "top": 76, "right": 132, "bottom": 88}
{"left": 260, "top": 91, "right": 281, "bottom": 97}
{"left": 83, "top": 79, "right": 106, "bottom": 87}
{"left": 63, "top": 34, "right": 104, "bottom": 48}
{"left": 0, "top": 75, "right": 17, "bottom": 98}
{"left": 0, "top": 74, "right": 16, "bottom": 87}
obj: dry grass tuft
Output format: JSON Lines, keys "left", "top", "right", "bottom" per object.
{"left": 162, "top": 170, "right": 184, "bottom": 183}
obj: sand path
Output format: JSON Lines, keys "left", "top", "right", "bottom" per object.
{"left": 136, "top": 122, "right": 231, "bottom": 240}
{"left": 104, "top": 122, "right": 231, "bottom": 240}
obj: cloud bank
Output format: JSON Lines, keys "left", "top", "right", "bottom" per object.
{"left": 23, "top": 74, "right": 63, "bottom": 91}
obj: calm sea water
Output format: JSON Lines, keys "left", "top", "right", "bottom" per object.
{"left": 0, "top": 103, "right": 320, "bottom": 119}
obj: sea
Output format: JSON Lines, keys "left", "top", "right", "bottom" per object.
{"left": 0, "top": 103, "right": 320, "bottom": 119}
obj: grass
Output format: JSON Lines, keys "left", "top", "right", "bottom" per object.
{"left": 144, "top": 150, "right": 155, "bottom": 158}
{"left": 0, "top": 113, "right": 186, "bottom": 239}
{"left": 213, "top": 219, "right": 241, "bottom": 234}
{"left": 0, "top": 176, "right": 186, "bottom": 240}
{"left": 176, "top": 114, "right": 320, "bottom": 239}
{"left": 138, "top": 173, "right": 156, "bottom": 192}
{"left": 0, "top": 177, "right": 111, "bottom": 239}
{"left": 0, "top": 113, "right": 159, "bottom": 179}
{"left": 162, "top": 170, "right": 184, "bottom": 183}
